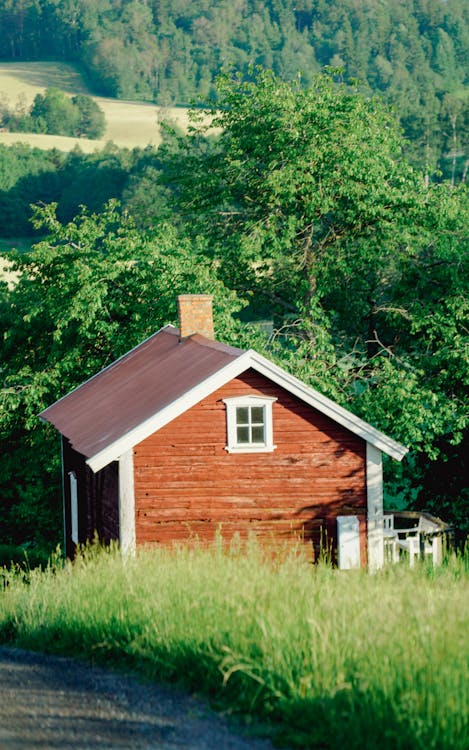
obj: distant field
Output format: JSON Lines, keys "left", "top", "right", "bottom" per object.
{"left": 0, "top": 62, "right": 197, "bottom": 151}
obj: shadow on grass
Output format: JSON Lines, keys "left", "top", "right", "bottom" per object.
{"left": 0, "top": 62, "right": 90, "bottom": 96}
{"left": 271, "top": 692, "right": 421, "bottom": 750}
{"left": 0, "top": 619, "right": 441, "bottom": 750}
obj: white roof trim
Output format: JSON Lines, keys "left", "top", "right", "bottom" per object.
{"left": 86, "top": 347, "right": 407, "bottom": 471}
{"left": 247, "top": 351, "right": 407, "bottom": 462}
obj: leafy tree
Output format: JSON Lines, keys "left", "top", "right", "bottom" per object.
{"left": 3, "top": 88, "right": 106, "bottom": 139}
{"left": 160, "top": 69, "right": 424, "bottom": 330}
{"left": 372, "top": 182, "right": 469, "bottom": 532}
{"left": 29, "top": 87, "right": 79, "bottom": 135}
{"left": 72, "top": 93, "right": 106, "bottom": 138}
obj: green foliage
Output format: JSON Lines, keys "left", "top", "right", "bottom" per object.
{"left": 162, "top": 70, "right": 423, "bottom": 315}
{"left": 0, "top": 0, "right": 467, "bottom": 179}
{"left": 0, "top": 143, "right": 130, "bottom": 236}
{"left": 28, "top": 87, "right": 79, "bottom": 135}
{"left": 0, "top": 143, "right": 62, "bottom": 235}
{"left": 0, "top": 543, "right": 52, "bottom": 570}
{"left": 2, "top": 87, "right": 106, "bottom": 139}
{"left": 1, "top": 544, "right": 468, "bottom": 749}
{"left": 71, "top": 93, "right": 106, "bottom": 138}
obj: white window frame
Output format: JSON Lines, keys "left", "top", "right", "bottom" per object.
{"left": 69, "top": 471, "right": 78, "bottom": 545}
{"left": 223, "top": 395, "right": 277, "bottom": 453}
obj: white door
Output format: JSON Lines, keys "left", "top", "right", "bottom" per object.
{"left": 337, "top": 515, "right": 360, "bottom": 569}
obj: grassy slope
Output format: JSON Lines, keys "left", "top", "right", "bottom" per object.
{"left": 0, "top": 61, "right": 194, "bottom": 151}
{"left": 1, "top": 543, "right": 468, "bottom": 750}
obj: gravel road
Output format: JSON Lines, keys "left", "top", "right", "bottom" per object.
{"left": 0, "top": 647, "right": 276, "bottom": 750}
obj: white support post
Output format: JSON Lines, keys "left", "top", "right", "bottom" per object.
{"left": 69, "top": 471, "right": 78, "bottom": 545}
{"left": 366, "top": 443, "right": 384, "bottom": 570}
{"left": 118, "top": 449, "right": 136, "bottom": 556}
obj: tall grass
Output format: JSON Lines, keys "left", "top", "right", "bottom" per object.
{"left": 1, "top": 542, "right": 467, "bottom": 749}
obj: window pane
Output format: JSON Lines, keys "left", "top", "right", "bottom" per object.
{"left": 237, "top": 426, "right": 250, "bottom": 443}
{"left": 251, "top": 425, "right": 265, "bottom": 443}
{"left": 236, "top": 407, "right": 249, "bottom": 425}
{"left": 251, "top": 406, "right": 264, "bottom": 424}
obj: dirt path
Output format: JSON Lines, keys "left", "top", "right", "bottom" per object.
{"left": 0, "top": 647, "right": 275, "bottom": 750}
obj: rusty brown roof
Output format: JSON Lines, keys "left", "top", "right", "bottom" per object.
{"left": 40, "top": 326, "right": 245, "bottom": 460}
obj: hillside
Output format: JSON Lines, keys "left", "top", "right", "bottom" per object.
{"left": 0, "top": 62, "right": 194, "bottom": 151}
{"left": 0, "top": 0, "right": 467, "bottom": 179}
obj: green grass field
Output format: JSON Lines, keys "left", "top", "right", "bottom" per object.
{"left": 0, "top": 61, "right": 197, "bottom": 151}
{"left": 1, "top": 543, "right": 467, "bottom": 749}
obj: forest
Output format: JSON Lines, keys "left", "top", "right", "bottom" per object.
{"left": 0, "top": 143, "right": 131, "bottom": 236}
{"left": 0, "top": 68, "right": 467, "bottom": 562}
{"left": 0, "top": 0, "right": 468, "bottom": 180}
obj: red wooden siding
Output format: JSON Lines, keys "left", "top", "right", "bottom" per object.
{"left": 133, "top": 370, "right": 367, "bottom": 562}
{"left": 62, "top": 438, "right": 119, "bottom": 557}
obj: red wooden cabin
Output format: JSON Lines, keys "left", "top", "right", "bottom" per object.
{"left": 41, "top": 295, "right": 407, "bottom": 569}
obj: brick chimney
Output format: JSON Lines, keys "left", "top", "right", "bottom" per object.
{"left": 177, "top": 294, "right": 214, "bottom": 340}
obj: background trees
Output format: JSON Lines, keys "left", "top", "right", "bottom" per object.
{"left": 1, "top": 87, "right": 106, "bottom": 139}
{"left": 0, "top": 0, "right": 467, "bottom": 181}
{"left": 0, "top": 143, "right": 131, "bottom": 236}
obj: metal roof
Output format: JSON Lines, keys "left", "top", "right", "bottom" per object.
{"left": 40, "top": 324, "right": 408, "bottom": 470}
{"left": 40, "top": 326, "right": 245, "bottom": 460}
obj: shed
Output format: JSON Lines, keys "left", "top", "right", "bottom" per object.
{"left": 40, "top": 295, "right": 407, "bottom": 569}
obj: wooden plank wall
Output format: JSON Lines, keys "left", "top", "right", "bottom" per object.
{"left": 62, "top": 439, "right": 119, "bottom": 557}
{"left": 133, "top": 369, "right": 367, "bottom": 563}
{"left": 85, "top": 460, "right": 119, "bottom": 547}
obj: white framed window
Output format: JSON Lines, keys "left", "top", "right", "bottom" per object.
{"left": 69, "top": 471, "right": 78, "bottom": 545}
{"left": 223, "top": 395, "right": 277, "bottom": 453}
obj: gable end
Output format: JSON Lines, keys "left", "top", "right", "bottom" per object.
{"left": 86, "top": 349, "right": 406, "bottom": 472}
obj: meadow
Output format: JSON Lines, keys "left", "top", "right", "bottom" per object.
{"left": 1, "top": 543, "right": 467, "bottom": 749}
{"left": 0, "top": 61, "right": 195, "bottom": 151}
